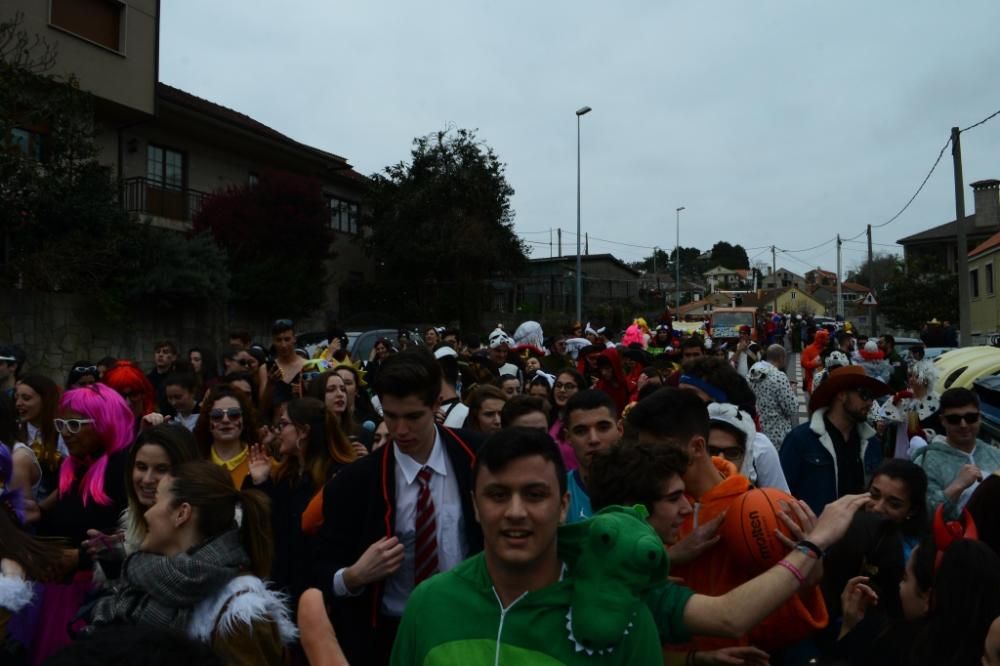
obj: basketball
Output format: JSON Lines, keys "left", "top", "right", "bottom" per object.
{"left": 720, "top": 488, "right": 802, "bottom": 574}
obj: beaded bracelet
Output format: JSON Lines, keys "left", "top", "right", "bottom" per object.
{"left": 796, "top": 539, "right": 825, "bottom": 559}
{"left": 777, "top": 558, "right": 806, "bottom": 584}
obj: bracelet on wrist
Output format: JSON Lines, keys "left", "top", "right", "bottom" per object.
{"left": 776, "top": 558, "right": 806, "bottom": 584}
{"left": 796, "top": 539, "right": 825, "bottom": 559}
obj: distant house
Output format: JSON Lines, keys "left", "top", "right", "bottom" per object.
{"left": 742, "top": 287, "right": 826, "bottom": 316}
{"left": 677, "top": 293, "right": 733, "bottom": 319}
{"left": 508, "top": 254, "right": 642, "bottom": 316}
{"left": 898, "top": 179, "right": 1000, "bottom": 272}
{"left": 761, "top": 267, "right": 806, "bottom": 290}
{"left": 703, "top": 266, "right": 749, "bottom": 291}
{"left": 805, "top": 267, "right": 838, "bottom": 287}
{"left": 969, "top": 231, "right": 1000, "bottom": 340}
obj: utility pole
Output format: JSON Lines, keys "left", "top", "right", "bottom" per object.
{"left": 585, "top": 233, "right": 589, "bottom": 255}
{"left": 558, "top": 228, "right": 562, "bottom": 257}
{"left": 953, "top": 126, "right": 972, "bottom": 346}
{"left": 836, "top": 235, "right": 843, "bottom": 319}
{"left": 867, "top": 224, "right": 877, "bottom": 337}
{"left": 549, "top": 228, "right": 553, "bottom": 259}
{"left": 771, "top": 245, "right": 777, "bottom": 313}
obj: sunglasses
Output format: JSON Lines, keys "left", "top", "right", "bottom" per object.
{"left": 708, "top": 445, "right": 745, "bottom": 462}
{"left": 554, "top": 382, "right": 578, "bottom": 391}
{"left": 209, "top": 407, "right": 243, "bottom": 422}
{"left": 855, "top": 388, "right": 875, "bottom": 401}
{"left": 53, "top": 418, "right": 95, "bottom": 434}
{"left": 73, "top": 365, "right": 98, "bottom": 374}
{"left": 942, "top": 412, "right": 980, "bottom": 425}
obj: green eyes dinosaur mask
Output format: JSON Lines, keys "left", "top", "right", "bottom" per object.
{"left": 558, "top": 504, "right": 669, "bottom": 655}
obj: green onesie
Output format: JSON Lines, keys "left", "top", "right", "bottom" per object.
{"left": 390, "top": 505, "right": 667, "bottom": 665}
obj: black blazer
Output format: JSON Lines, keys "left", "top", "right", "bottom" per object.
{"left": 313, "top": 425, "right": 482, "bottom": 666}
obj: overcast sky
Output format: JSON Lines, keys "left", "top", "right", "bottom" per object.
{"left": 161, "top": 1, "right": 1000, "bottom": 277}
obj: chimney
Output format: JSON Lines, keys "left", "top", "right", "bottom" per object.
{"left": 971, "top": 179, "right": 1000, "bottom": 229}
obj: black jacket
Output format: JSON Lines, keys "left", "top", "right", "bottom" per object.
{"left": 313, "top": 425, "right": 482, "bottom": 666}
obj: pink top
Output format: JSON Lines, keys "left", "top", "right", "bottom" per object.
{"left": 549, "top": 417, "right": 579, "bottom": 471}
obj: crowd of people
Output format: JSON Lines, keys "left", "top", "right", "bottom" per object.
{"left": 0, "top": 313, "right": 998, "bottom": 666}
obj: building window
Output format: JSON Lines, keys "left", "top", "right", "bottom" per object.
{"left": 971, "top": 268, "right": 980, "bottom": 298}
{"left": 146, "top": 145, "right": 185, "bottom": 190}
{"left": 988, "top": 263, "right": 995, "bottom": 297}
{"left": 10, "top": 127, "right": 44, "bottom": 160}
{"left": 50, "top": 0, "right": 125, "bottom": 53}
{"left": 326, "top": 195, "right": 359, "bottom": 235}
{"left": 790, "top": 290, "right": 796, "bottom": 300}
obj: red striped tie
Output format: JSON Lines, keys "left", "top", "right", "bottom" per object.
{"left": 413, "top": 466, "right": 438, "bottom": 586}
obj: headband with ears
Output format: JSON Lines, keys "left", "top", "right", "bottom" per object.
{"left": 932, "top": 504, "right": 978, "bottom": 571}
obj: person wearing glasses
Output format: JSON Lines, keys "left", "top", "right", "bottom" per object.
{"left": 708, "top": 402, "right": 789, "bottom": 492}
{"left": 65, "top": 361, "right": 99, "bottom": 390}
{"left": 193, "top": 385, "right": 258, "bottom": 489}
{"left": 548, "top": 369, "right": 585, "bottom": 471}
{"left": 912, "top": 387, "right": 1000, "bottom": 519}
{"left": 780, "top": 366, "right": 890, "bottom": 516}
{"left": 36, "top": 383, "right": 134, "bottom": 582}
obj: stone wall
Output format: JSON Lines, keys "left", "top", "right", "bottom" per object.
{"left": 0, "top": 288, "right": 313, "bottom": 383}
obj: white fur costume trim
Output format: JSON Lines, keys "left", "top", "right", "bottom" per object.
{"left": 187, "top": 575, "right": 297, "bottom": 644}
{"left": 0, "top": 573, "right": 35, "bottom": 613}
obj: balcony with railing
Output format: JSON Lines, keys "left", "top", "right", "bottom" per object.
{"left": 122, "top": 177, "right": 208, "bottom": 222}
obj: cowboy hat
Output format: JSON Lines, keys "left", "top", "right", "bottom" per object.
{"left": 809, "top": 365, "right": 890, "bottom": 412}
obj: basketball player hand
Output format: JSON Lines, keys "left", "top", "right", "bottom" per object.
{"left": 346, "top": 536, "right": 405, "bottom": 590}
{"left": 776, "top": 500, "right": 823, "bottom": 586}
{"left": 806, "top": 493, "right": 870, "bottom": 551}
{"left": 694, "top": 645, "right": 770, "bottom": 665}
{"left": 839, "top": 576, "right": 878, "bottom": 638}
{"left": 667, "top": 511, "right": 724, "bottom": 566}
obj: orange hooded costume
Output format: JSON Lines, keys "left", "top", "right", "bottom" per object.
{"left": 671, "top": 458, "right": 828, "bottom": 652}
{"left": 800, "top": 329, "right": 830, "bottom": 393}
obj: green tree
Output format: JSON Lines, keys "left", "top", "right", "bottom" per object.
{"left": 0, "top": 13, "right": 226, "bottom": 314}
{"left": 880, "top": 261, "right": 958, "bottom": 331}
{"left": 709, "top": 241, "right": 749, "bottom": 269}
{"left": 846, "top": 252, "right": 901, "bottom": 291}
{"left": 362, "top": 128, "right": 527, "bottom": 328}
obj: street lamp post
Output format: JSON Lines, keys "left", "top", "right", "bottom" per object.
{"left": 575, "top": 106, "right": 591, "bottom": 325}
{"left": 675, "top": 206, "right": 685, "bottom": 312}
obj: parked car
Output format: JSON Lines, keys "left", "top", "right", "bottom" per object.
{"left": 933, "top": 346, "right": 1000, "bottom": 393}
{"left": 973, "top": 375, "right": 1000, "bottom": 444}
{"left": 347, "top": 328, "right": 399, "bottom": 363}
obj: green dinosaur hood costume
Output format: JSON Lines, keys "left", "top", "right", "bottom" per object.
{"left": 390, "top": 505, "right": 666, "bottom": 665}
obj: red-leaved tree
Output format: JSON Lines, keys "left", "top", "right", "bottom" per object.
{"left": 193, "top": 169, "right": 332, "bottom": 317}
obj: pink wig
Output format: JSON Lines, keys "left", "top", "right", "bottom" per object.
{"left": 58, "top": 383, "right": 136, "bottom": 506}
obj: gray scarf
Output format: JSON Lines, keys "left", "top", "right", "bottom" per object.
{"left": 91, "top": 528, "right": 250, "bottom": 631}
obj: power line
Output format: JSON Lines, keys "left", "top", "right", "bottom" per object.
{"left": 962, "top": 107, "right": 1000, "bottom": 133}
{"left": 870, "top": 136, "right": 951, "bottom": 229}
{"left": 776, "top": 237, "right": 838, "bottom": 254}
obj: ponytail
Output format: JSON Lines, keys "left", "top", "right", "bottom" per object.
{"left": 169, "top": 462, "right": 274, "bottom": 579}
{"left": 235, "top": 486, "right": 273, "bottom": 578}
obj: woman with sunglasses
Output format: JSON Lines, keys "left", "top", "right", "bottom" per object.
{"left": 13, "top": 374, "right": 66, "bottom": 503}
{"left": 193, "top": 385, "right": 258, "bottom": 489}
{"left": 65, "top": 361, "right": 99, "bottom": 390}
{"left": 245, "top": 397, "right": 356, "bottom": 601}
{"left": 36, "top": 384, "right": 134, "bottom": 561}
{"left": 913, "top": 387, "right": 1000, "bottom": 519}
{"left": 88, "top": 462, "right": 296, "bottom": 665}
{"left": 548, "top": 369, "right": 585, "bottom": 471}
